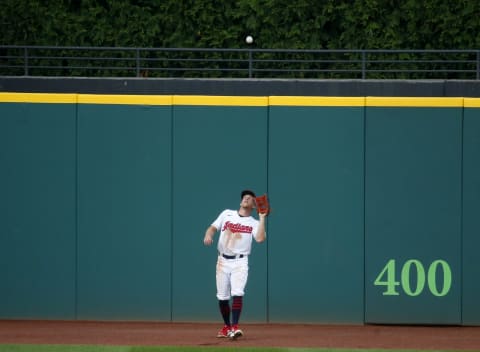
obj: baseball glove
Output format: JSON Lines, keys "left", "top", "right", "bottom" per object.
{"left": 255, "top": 194, "right": 270, "bottom": 215}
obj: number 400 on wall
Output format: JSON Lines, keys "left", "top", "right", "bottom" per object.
{"left": 374, "top": 259, "right": 452, "bottom": 297}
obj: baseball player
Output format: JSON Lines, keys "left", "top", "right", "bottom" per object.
{"left": 203, "top": 190, "right": 267, "bottom": 339}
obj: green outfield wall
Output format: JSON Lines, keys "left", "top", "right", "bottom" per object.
{"left": 365, "top": 98, "right": 463, "bottom": 324}
{"left": 463, "top": 101, "right": 480, "bottom": 326}
{"left": 0, "top": 93, "right": 479, "bottom": 325}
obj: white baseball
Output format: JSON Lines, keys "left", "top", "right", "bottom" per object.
{"left": 245, "top": 35, "right": 253, "bottom": 44}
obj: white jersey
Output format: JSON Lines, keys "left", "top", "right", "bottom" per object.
{"left": 211, "top": 209, "right": 260, "bottom": 256}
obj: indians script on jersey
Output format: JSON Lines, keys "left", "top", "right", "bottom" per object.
{"left": 222, "top": 221, "right": 253, "bottom": 234}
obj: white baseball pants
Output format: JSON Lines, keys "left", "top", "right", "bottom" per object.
{"left": 216, "top": 255, "right": 249, "bottom": 300}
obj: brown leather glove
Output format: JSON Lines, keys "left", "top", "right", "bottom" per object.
{"left": 255, "top": 194, "right": 270, "bottom": 215}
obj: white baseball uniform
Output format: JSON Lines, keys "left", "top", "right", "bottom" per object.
{"left": 211, "top": 209, "right": 262, "bottom": 300}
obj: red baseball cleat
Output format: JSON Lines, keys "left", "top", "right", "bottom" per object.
{"left": 229, "top": 324, "right": 244, "bottom": 339}
{"left": 217, "top": 325, "right": 231, "bottom": 338}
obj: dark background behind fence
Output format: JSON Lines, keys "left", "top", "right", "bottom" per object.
{"left": 2, "top": 46, "right": 480, "bottom": 79}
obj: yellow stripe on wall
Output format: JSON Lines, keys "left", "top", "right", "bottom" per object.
{"left": 269, "top": 96, "right": 365, "bottom": 106}
{"left": 0, "top": 92, "right": 77, "bottom": 104}
{"left": 366, "top": 97, "right": 464, "bottom": 107}
{"left": 464, "top": 98, "right": 480, "bottom": 108}
{"left": 77, "top": 94, "right": 172, "bottom": 105}
{"left": 173, "top": 95, "right": 268, "bottom": 106}
{"left": 1, "top": 92, "right": 479, "bottom": 108}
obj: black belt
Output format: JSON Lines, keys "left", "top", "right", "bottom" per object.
{"left": 221, "top": 253, "right": 244, "bottom": 259}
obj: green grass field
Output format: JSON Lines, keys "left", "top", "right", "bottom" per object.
{"left": 0, "top": 345, "right": 466, "bottom": 352}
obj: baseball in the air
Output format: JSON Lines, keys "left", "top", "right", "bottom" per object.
{"left": 245, "top": 35, "right": 253, "bottom": 44}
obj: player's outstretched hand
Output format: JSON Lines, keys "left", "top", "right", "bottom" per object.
{"left": 204, "top": 234, "right": 214, "bottom": 246}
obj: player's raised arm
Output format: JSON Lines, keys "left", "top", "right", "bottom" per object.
{"left": 255, "top": 213, "right": 267, "bottom": 243}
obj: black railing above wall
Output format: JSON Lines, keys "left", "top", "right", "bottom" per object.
{"left": 1, "top": 45, "right": 480, "bottom": 80}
